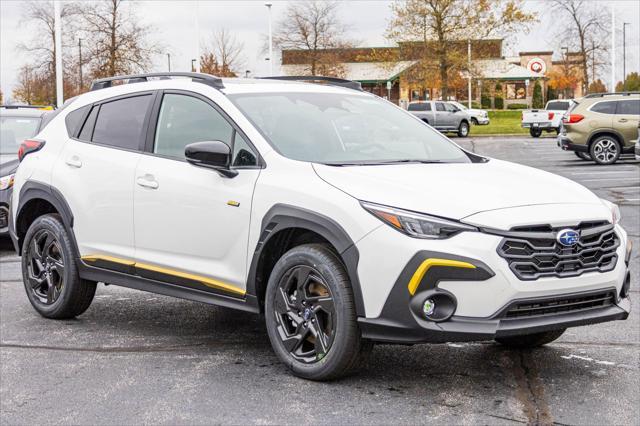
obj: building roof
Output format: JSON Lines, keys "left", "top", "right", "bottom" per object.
{"left": 475, "top": 59, "right": 542, "bottom": 80}
{"left": 281, "top": 61, "right": 418, "bottom": 83}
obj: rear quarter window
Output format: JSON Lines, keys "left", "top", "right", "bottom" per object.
{"left": 65, "top": 105, "right": 91, "bottom": 137}
{"left": 590, "top": 101, "right": 617, "bottom": 115}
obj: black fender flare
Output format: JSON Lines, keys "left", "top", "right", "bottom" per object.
{"left": 246, "top": 204, "right": 365, "bottom": 316}
{"left": 14, "top": 181, "right": 79, "bottom": 257}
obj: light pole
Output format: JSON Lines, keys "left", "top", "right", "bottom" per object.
{"left": 265, "top": 2, "right": 273, "bottom": 76}
{"left": 622, "top": 22, "right": 630, "bottom": 91}
{"left": 191, "top": 59, "right": 196, "bottom": 72}
{"left": 167, "top": 53, "right": 171, "bottom": 72}
{"left": 54, "top": 0, "right": 63, "bottom": 106}
{"left": 467, "top": 39, "right": 472, "bottom": 108}
{"left": 610, "top": 4, "right": 615, "bottom": 93}
{"left": 245, "top": 70, "right": 251, "bottom": 78}
{"left": 78, "top": 38, "right": 83, "bottom": 93}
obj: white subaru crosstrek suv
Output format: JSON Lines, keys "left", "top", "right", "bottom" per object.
{"left": 9, "top": 73, "right": 632, "bottom": 380}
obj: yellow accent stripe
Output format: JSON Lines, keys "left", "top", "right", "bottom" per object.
{"left": 82, "top": 255, "right": 245, "bottom": 296}
{"left": 407, "top": 258, "right": 476, "bottom": 296}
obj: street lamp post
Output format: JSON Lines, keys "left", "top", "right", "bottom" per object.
{"left": 167, "top": 53, "right": 171, "bottom": 72}
{"left": 622, "top": 22, "right": 630, "bottom": 91}
{"left": 78, "top": 38, "right": 83, "bottom": 93}
{"left": 265, "top": 2, "right": 273, "bottom": 76}
{"left": 467, "top": 39, "right": 472, "bottom": 108}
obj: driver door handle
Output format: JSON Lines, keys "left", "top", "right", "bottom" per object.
{"left": 136, "top": 174, "right": 159, "bottom": 189}
{"left": 65, "top": 156, "right": 82, "bottom": 168}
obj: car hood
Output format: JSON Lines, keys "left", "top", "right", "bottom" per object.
{"left": 0, "top": 156, "right": 19, "bottom": 176}
{"left": 468, "top": 109, "right": 486, "bottom": 115}
{"left": 313, "top": 159, "right": 602, "bottom": 221}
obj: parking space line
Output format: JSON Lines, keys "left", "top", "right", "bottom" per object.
{"left": 580, "top": 177, "right": 640, "bottom": 182}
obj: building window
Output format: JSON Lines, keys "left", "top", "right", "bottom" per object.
{"left": 506, "top": 83, "right": 527, "bottom": 100}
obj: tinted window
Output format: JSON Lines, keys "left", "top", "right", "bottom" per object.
{"left": 78, "top": 106, "right": 99, "bottom": 141}
{"left": 546, "top": 101, "right": 570, "bottom": 111}
{"left": 65, "top": 105, "right": 90, "bottom": 137}
{"left": 232, "top": 133, "right": 258, "bottom": 167}
{"left": 154, "top": 94, "right": 234, "bottom": 160}
{"left": 408, "top": 103, "right": 430, "bottom": 112}
{"left": 616, "top": 99, "right": 640, "bottom": 115}
{"left": 445, "top": 103, "right": 457, "bottom": 112}
{"left": 92, "top": 95, "right": 152, "bottom": 150}
{"left": 435, "top": 102, "right": 446, "bottom": 112}
{"left": 591, "top": 101, "right": 617, "bottom": 114}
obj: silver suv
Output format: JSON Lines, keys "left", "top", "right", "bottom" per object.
{"left": 408, "top": 101, "right": 471, "bottom": 137}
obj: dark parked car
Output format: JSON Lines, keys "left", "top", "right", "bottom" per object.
{"left": 0, "top": 106, "right": 52, "bottom": 234}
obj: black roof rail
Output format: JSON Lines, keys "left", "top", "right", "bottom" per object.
{"left": 89, "top": 72, "right": 224, "bottom": 91}
{"left": 260, "top": 76, "right": 363, "bottom": 91}
{"left": 584, "top": 91, "right": 639, "bottom": 98}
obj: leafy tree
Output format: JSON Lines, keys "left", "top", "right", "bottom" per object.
{"left": 547, "top": 67, "right": 580, "bottom": 99}
{"left": 274, "top": 1, "right": 350, "bottom": 76}
{"left": 387, "top": 0, "right": 536, "bottom": 99}
{"left": 532, "top": 80, "right": 544, "bottom": 108}
{"left": 615, "top": 72, "right": 640, "bottom": 92}
{"left": 588, "top": 79, "right": 607, "bottom": 93}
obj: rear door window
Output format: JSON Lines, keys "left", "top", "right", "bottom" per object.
{"left": 435, "top": 102, "right": 446, "bottom": 112}
{"left": 590, "top": 101, "right": 617, "bottom": 115}
{"left": 616, "top": 99, "right": 640, "bottom": 115}
{"left": 92, "top": 95, "right": 153, "bottom": 150}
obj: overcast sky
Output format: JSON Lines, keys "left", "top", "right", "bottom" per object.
{"left": 1, "top": 0, "right": 639, "bottom": 101}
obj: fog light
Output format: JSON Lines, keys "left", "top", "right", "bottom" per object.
{"left": 422, "top": 299, "right": 436, "bottom": 317}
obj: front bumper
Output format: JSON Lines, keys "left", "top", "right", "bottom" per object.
{"left": 355, "top": 223, "right": 631, "bottom": 344}
{"left": 558, "top": 135, "right": 588, "bottom": 152}
{"left": 474, "top": 117, "right": 490, "bottom": 125}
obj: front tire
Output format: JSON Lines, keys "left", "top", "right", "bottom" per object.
{"left": 264, "top": 244, "right": 369, "bottom": 380}
{"left": 495, "top": 329, "right": 565, "bottom": 348}
{"left": 590, "top": 136, "right": 621, "bottom": 165}
{"left": 457, "top": 121, "right": 470, "bottom": 137}
{"left": 471, "top": 117, "right": 478, "bottom": 125}
{"left": 21, "top": 214, "right": 97, "bottom": 319}
{"left": 529, "top": 128, "right": 542, "bottom": 138}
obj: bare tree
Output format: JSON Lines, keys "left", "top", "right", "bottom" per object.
{"left": 81, "top": 0, "right": 160, "bottom": 79}
{"left": 200, "top": 29, "right": 245, "bottom": 77}
{"left": 274, "top": 1, "right": 351, "bottom": 76}
{"left": 387, "top": 0, "right": 536, "bottom": 99}
{"left": 17, "top": 1, "right": 81, "bottom": 104}
{"left": 550, "top": 0, "right": 609, "bottom": 93}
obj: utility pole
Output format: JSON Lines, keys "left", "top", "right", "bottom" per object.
{"left": 167, "top": 53, "right": 171, "bottom": 72}
{"left": 467, "top": 39, "right": 472, "bottom": 108}
{"left": 622, "top": 22, "right": 629, "bottom": 91}
{"left": 194, "top": 1, "right": 200, "bottom": 73}
{"left": 610, "top": 4, "right": 615, "bottom": 92}
{"left": 78, "top": 38, "right": 83, "bottom": 93}
{"left": 265, "top": 2, "right": 273, "bottom": 76}
{"left": 54, "top": 0, "right": 63, "bottom": 107}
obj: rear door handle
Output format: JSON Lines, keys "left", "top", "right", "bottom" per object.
{"left": 65, "top": 156, "right": 82, "bottom": 168}
{"left": 136, "top": 174, "right": 159, "bottom": 189}
{"left": 618, "top": 118, "right": 628, "bottom": 123}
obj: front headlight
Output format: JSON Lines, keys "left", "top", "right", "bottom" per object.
{"left": 0, "top": 174, "right": 15, "bottom": 191}
{"left": 361, "top": 201, "right": 478, "bottom": 239}
{"left": 600, "top": 199, "right": 621, "bottom": 225}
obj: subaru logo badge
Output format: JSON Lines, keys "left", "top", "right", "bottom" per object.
{"left": 557, "top": 229, "right": 580, "bottom": 247}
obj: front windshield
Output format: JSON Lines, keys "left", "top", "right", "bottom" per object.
{"left": 452, "top": 102, "right": 468, "bottom": 110}
{"left": 230, "top": 92, "right": 470, "bottom": 164}
{"left": 0, "top": 116, "right": 41, "bottom": 154}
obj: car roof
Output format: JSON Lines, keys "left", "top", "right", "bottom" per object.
{"left": 0, "top": 106, "right": 48, "bottom": 118}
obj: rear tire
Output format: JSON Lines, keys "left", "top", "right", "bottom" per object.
{"left": 495, "top": 329, "right": 565, "bottom": 348}
{"left": 529, "top": 128, "right": 542, "bottom": 138}
{"left": 590, "top": 135, "right": 621, "bottom": 165}
{"left": 264, "top": 243, "right": 370, "bottom": 381}
{"left": 21, "top": 214, "right": 97, "bottom": 319}
{"left": 574, "top": 151, "right": 591, "bottom": 161}
{"left": 457, "top": 121, "right": 470, "bottom": 137}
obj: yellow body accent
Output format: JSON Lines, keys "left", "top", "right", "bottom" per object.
{"left": 407, "top": 258, "right": 476, "bottom": 296}
{"left": 82, "top": 255, "right": 245, "bottom": 296}
{"left": 226, "top": 200, "right": 241, "bottom": 207}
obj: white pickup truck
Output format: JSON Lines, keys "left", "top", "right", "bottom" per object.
{"left": 521, "top": 100, "right": 574, "bottom": 138}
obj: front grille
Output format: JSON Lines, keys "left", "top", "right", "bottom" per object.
{"left": 0, "top": 206, "right": 8, "bottom": 229}
{"left": 496, "top": 221, "right": 619, "bottom": 280}
{"left": 503, "top": 290, "right": 616, "bottom": 319}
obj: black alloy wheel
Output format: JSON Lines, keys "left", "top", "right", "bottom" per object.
{"left": 273, "top": 265, "right": 335, "bottom": 363}
{"left": 26, "top": 229, "right": 65, "bottom": 305}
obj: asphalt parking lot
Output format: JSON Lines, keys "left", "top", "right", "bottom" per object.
{"left": 1, "top": 136, "right": 638, "bottom": 425}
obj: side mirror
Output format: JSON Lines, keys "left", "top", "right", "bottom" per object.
{"left": 185, "top": 141, "right": 238, "bottom": 178}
